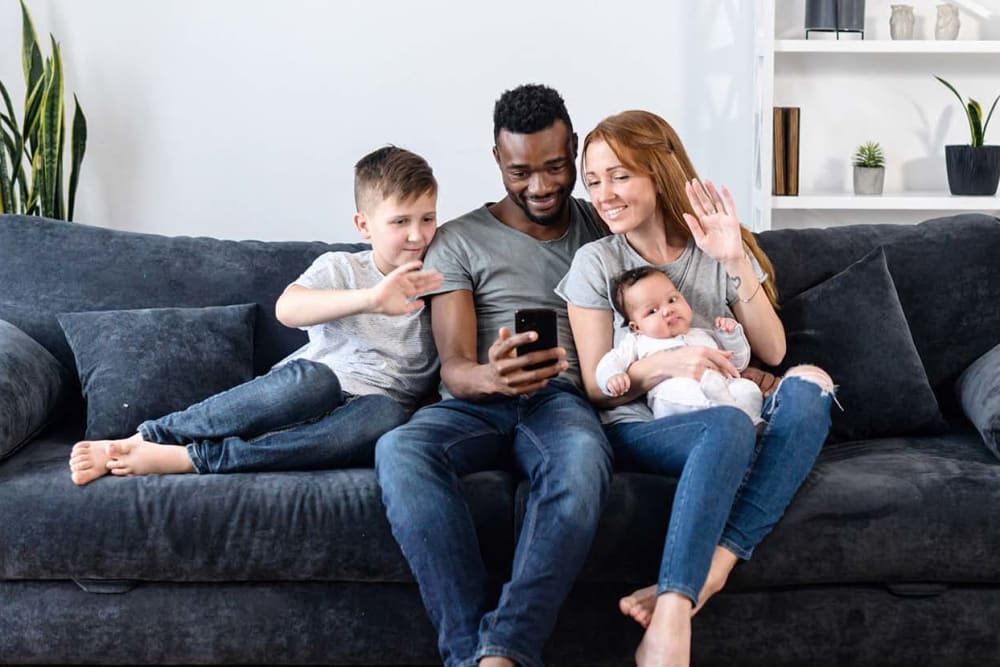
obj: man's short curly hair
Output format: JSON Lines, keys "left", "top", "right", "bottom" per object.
{"left": 493, "top": 84, "right": 573, "bottom": 141}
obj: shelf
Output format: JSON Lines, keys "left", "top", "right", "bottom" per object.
{"left": 772, "top": 192, "right": 1000, "bottom": 210}
{"left": 774, "top": 39, "right": 1000, "bottom": 54}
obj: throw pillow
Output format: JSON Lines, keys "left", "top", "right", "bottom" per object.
{"left": 57, "top": 304, "right": 257, "bottom": 440}
{"left": 0, "top": 319, "right": 65, "bottom": 460}
{"left": 773, "top": 247, "right": 944, "bottom": 443}
{"left": 956, "top": 341, "right": 1000, "bottom": 461}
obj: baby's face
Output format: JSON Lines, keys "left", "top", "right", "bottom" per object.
{"left": 625, "top": 272, "right": 693, "bottom": 339}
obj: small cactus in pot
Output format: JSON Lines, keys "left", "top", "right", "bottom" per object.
{"left": 853, "top": 141, "right": 885, "bottom": 195}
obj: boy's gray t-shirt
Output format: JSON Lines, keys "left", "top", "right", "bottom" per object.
{"left": 555, "top": 233, "right": 767, "bottom": 424}
{"left": 422, "top": 198, "right": 609, "bottom": 398}
{"left": 277, "top": 250, "right": 439, "bottom": 409}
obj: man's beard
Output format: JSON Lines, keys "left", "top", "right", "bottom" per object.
{"left": 512, "top": 181, "right": 574, "bottom": 226}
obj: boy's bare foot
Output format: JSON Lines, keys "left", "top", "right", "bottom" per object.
{"left": 106, "top": 439, "right": 195, "bottom": 476}
{"left": 692, "top": 546, "right": 739, "bottom": 616}
{"left": 620, "top": 583, "right": 658, "bottom": 628}
{"left": 68, "top": 434, "right": 142, "bottom": 485}
{"left": 635, "top": 592, "right": 691, "bottom": 667}
{"left": 479, "top": 657, "right": 516, "bottom": 667}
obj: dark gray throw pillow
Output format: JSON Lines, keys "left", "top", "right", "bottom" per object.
{"left": 772, "top": 247, "right": 944, "bottom": 443}
{"left": 0, "top": 319, "right": 65, "bottom": 460}
{"left": 956, "top": 341, "right": 1000, "bottom": 461}
{"left": 57, "top": 304, "right": 257, "bottom": 440}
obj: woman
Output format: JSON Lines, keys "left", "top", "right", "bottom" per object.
{"left": 556, "top": 110, "right": 833, "bottom": 667}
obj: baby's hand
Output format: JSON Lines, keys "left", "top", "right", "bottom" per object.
{"left": 606, "top": 373, "right": 631, "bottom": 397}
{"left": 715, "top": 317, "right": 738, "bottom": 334}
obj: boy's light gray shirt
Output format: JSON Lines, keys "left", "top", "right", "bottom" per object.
{"left": 422, "top": 199, "right": 609, "bottom": 398}
{"left": 277, "top": 250, "right": 439, "bottom": 409}
{"left": 555, "top": 233, "right": 767, "bottom": 424}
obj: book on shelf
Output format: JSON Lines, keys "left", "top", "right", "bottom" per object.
{"left": 772, "top": 107, "right": 800, "bottom": 196}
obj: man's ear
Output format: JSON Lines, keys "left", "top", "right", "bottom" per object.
{"left": 570, "top": 132, "right": 579, "bottom": 157}
{"left": 492, "top": 144, "right": 501, "bottom": 168}
{"left": 353, "top": 212, "right": 371, "bottom": 240}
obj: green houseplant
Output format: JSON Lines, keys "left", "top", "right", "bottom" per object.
{"left": 0, "top": 0, "right": 87, "bottom": 220}
{"left": 852, "top": 140, "right": 885, "bottom": 195}
{"left": 935, "top": 75, "right": 1000, "bottom": 196}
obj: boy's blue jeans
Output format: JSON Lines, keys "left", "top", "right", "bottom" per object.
{"left": 606, "top": 376, "right": 832, "bottom": 604}
{"left": 375, "top": 381, "right": 613, "bottom": 667}
{"left": 138, "top": 359, "right": 410, "bottom": 473}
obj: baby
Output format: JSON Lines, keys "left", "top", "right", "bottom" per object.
{"left": 597, "top": 266, "right": 763, "bottom": 424}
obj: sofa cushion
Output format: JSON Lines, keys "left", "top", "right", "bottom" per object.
{"left": 572, "top": 432, "right": 1000, "bottom": 588}
{"left": 0, "top": 424, "right": 516, "bottom": 582}
{"left": 57, "top": 304, "right": 257, "bottom": 439}
{"left": 770, "top": 247, "right": 943, "bottom": 442}
{"left": 0, "top": 319, "right": 65, "bottom": 461}
{"left": 956, "top": 341, "right": 1000, "bottom": 461}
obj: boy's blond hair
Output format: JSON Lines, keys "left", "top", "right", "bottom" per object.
{"left": 354, "top": 146, "right": 437, "bottom": 213}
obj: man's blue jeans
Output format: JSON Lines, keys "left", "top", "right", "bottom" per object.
{"left": 606, "top": 376, "right": 832, "bottom": 604}
{"left": 375, "top": 381, "right": 613, "bottom": 667}
{"left": 139, "top": 359, "right": 410, "bottom": 473}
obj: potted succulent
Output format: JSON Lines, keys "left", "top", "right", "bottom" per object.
{"left": 935, "top": 76, "right": 1000, "bottom": 196}
{"left": 852, "top": 141, "right": 885, "bottom": 195}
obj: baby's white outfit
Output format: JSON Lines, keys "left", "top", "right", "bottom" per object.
{"left": 596, "top": 324, "right": 763, "bottom": 424}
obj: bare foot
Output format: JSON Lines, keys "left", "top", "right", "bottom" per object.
{"left": 106, "top": 439, "right": 195, "bottom": 476}
{"left": 620, "top": 583, "right": 658, "bottom": 628}
{"left": 692, "top": 546, "right": 739, "bottom": 617}
{"left": 69, "top": 434, "right": 142, "bottom": 485}
{"left": 479, "top": 657, "right": 516, "bottom": 667}
{"left": 635, "top": 592, "right": 691, "bottom": 667}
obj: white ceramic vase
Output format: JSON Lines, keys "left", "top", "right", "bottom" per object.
{"left": 890, "top": 4, "right": 915, "bottom": 40}
{"left": 936, "top": 4, "right": 960, "bottom": 40}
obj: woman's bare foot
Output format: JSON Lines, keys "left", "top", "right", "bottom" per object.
{"left": 105, "top": 439, "right": 195, "bottom": 476}
{"left": 635, "top": 592, "right": 691, "bottom": 667}
{"left": 620, "top": 583, "right": 659, "bottom": 628}
{"left": 692, "top": 546, "right": 739, "bottom": 616}
{"left": 479, "top": 657, "right": 515, "bottom": 667}
{"left": 69, "top": 434, "right": 143, "bottom": 485}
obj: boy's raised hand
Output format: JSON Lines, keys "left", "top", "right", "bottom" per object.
{"left": 372, "top": 261, "right": 443, "bottom": 315}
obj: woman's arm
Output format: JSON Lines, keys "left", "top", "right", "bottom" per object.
{"left": 567, "top": 304, "right": 738, "bottom": 408}
{"left": 723, "top": 255, "right": 785, "bottom": 366}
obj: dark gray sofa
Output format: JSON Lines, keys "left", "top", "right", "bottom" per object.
{"left": 2, "top": 212, "right": 999, "bottom": 665}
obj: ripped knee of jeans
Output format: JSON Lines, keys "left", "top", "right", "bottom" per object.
{"left": 784, "top": 364, "right": 835, "bottom": 394}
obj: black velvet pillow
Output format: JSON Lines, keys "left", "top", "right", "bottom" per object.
{"left": 956, "top": 341, "right": 1000, "bottom": 461}
{"left": 57, "top": 304, "right": 257, "bottom": 439}
{"left": 0, "top": 319, "right": 65, "bottom": 460}
{"left": 773, "top": 247, "right": 944, "bottom": 442}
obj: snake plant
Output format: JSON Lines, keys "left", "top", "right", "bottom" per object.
{"left": 935, "top": 75, "right": 999, "bottom": 148}
{"left": 0, "top": 0, "right": 87, "bottom": 220}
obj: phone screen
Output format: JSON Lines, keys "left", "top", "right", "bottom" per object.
{"left": 514, "top": 308, "right": 559, "bottom": 371}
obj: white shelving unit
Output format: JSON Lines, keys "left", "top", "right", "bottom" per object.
{"left": 751, "top": 0, "right": 1000, "bottom": 230}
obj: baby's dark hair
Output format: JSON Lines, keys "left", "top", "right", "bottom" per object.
{"left": 611, "top": 266, "right": 668, "bottom": 327}
{"left": 493, "top": 84, "right": 573, "bottom": 141}
{"left": 354, "top": 145, "right": 437, "bottom": 213}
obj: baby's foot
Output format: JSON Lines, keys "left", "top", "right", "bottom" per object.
{"left": 69, "top": 440, "right": 116, "bottom": 485}
{"left": 106, "top": 439, "right": 196, "bottom": 476}
{"left": 700, "top": 369, "right": 737, "bottom": 405}
{"left": 619, "top": 583, "right": 658, "bottom": 628}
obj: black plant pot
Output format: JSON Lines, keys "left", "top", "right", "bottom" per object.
{"left": 945, "top": 145, "right": 1000, "bottom": 196}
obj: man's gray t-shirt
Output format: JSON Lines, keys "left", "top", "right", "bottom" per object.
{"left": 423, "top": 198, "right": 608, "bottom": 397}
{"left": 277, "top": 250, "right": 439, "bottom": 409}
{"left": 555, "top": 233, "right": 767, "bottom": 424}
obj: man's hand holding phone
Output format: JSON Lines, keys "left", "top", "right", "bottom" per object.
{"left": 484, "top": 309, "right": 566, "bottom": 396}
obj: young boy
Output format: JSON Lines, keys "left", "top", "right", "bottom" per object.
{"left": 597, "top": 266, "right": 763, "bottom": 424}
{"left": 68, "top": 146, "right": 442, "bottom": 485}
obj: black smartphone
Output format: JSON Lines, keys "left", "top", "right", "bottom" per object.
{"left": 514, "top": 308, "right": 559, "bottom": 371}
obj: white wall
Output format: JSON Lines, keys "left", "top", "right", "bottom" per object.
{"left": 0, "top": 0, "right": 755, "bottom": 242}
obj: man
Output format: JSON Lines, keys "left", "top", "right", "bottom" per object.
{"left": 375, "top": 84, "right": 612, "bottom": 667}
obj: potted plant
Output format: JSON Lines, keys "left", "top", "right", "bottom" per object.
{"left": 0, "top": 0, "right": 87, "bottom": 220}
{"left": 852, "top": 141, "right": 885, "bottom": 195}
{"left": 935, "top": 75, "right": 1000, "bottom": 196}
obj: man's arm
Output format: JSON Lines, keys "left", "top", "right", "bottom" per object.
{"left": 432, "top": 290, "right": 567, "bottom": 401}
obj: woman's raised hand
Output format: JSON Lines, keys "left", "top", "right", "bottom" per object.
{"left": 681, "top": 179, "right": 744, "bottom": 264}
